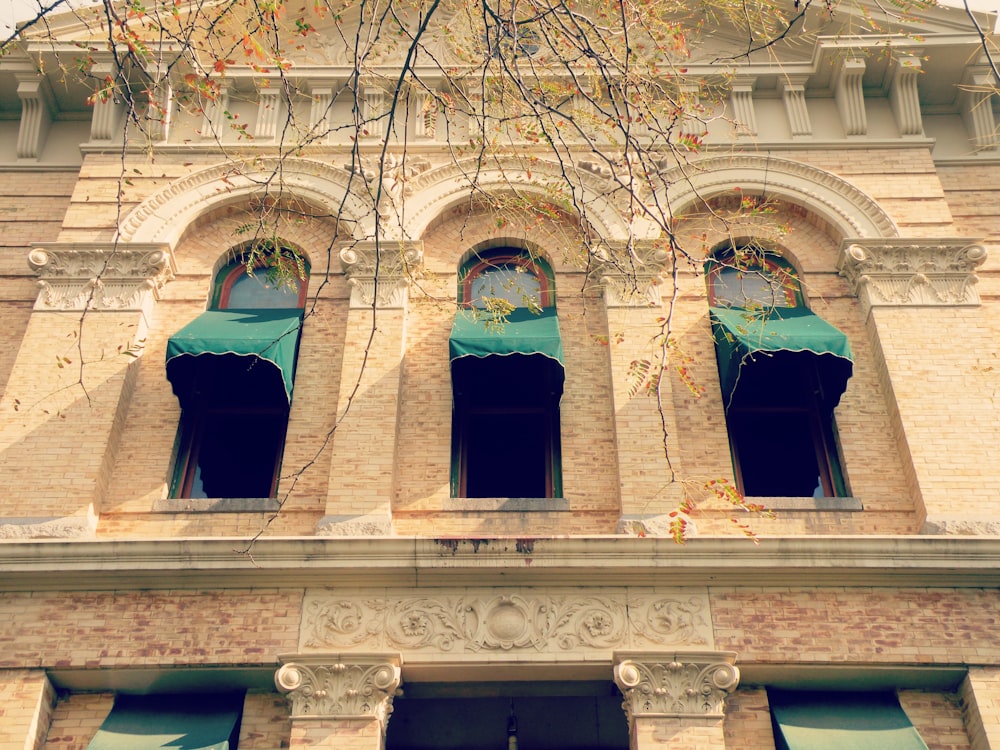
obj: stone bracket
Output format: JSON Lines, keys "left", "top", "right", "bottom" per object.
{"left": 838, "top": 238, "right": 987, "bottom": 311}
{"left": 612, "top": 651, "right": 740, "bottom": 723}
{"left": 275, "top": 653, "right": 402, "bottom": 730}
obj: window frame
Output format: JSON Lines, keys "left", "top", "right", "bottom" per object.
{"left": 212, "top": 250, "right": 309, "bottom": 310}
{"left": 706, "top": 248, "right": 803, "bottom": 309}
{"left": 459, "top": 251, "right": 555, "bottom": 310}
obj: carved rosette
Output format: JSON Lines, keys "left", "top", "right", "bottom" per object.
{"left": 28, "top": 243, "right": 174, "bottom": 311}
{"left": 591, "top": 241, "right": 670, "bottom": 308}
{"left": 275, "top": 654, "right": 402, "bottom": 730}
{"left": 613, "top": 651, "right": 739, "bottom": 722}
{"left": 338, "top": 241, "right": 424, "bottom": 309}
{"left": 838, "top": 239, "right": 987, "bottom": 311}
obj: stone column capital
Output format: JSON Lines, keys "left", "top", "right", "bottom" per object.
{"left": 276, "top": 653, "right": 402, "bottom": 730}
{"left": 591, "top": 241, "right": 670, "bottom": 308}
{"left": 338, "top": 240, "right": 424, "bottom": 309}
{"left": 612, "top": 651, "right": 739, "bottom": 722}
{"left": 27, "top": 242, "right": 175, "bottom": 312}
{"left": 838, "top": 238, "right": 987, "bottom": 311}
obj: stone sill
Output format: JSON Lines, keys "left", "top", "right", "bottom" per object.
{"left": 444, "top": 498, "right": 570, "bottom": 512}
{"left": 750, "top": 496, "right": 863, "bottom": 512}
{"left": 150, "top": 498, "right": 281, "bottom": 513}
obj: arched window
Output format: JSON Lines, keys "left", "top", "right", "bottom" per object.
{"left": 450, "top": 249, "right": 563, "bottom": 499}
{"left": 166, "top": 249, "right": 308, "bottom": 499}
{"left": 707, "top": 247, "right": 853, "bottom": 499}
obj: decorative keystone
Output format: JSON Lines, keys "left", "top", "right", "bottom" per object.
{"left": 613, "top": 651, "right": 739, "bottom": 722}
{"left": 838, "top": 239, "right": 987, "bottom": 311}
{"left": 591, "top": 241, "right": 670, "bottom": 307}
{"left": 28, "top": 243, "right": 174, "bottom": 311}
{"left": 275, "top": 653, "right": 402, "bottom": 730}
{"left": 339, "top": 240, "right": 423, "bottom": 308}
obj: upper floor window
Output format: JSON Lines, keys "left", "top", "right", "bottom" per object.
{"left": 707, "top": 246, "right": 853, "bottom": 499}
{"left": 707, "top": 248, "right": 801, "bottom": 309}
{"left": 450, "top": 248, "right": 562, "bottom": 499}
{"left": 166, "top": 247, "right": 308, "bottom": 500}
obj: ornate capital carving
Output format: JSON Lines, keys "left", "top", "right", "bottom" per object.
{"left": 591, "top": 241, "right": 669, "bottom": 307}
{"left": 338, "top": 241, "right": 423, "bottom": 308}
{"left": 613, "top": 651, "right": 739, "bottom": 722}
{"left": 28, "top": 243, "right": 174, "bottom": 311}
{"left": 838, "top": 239, "right": 987, "bottom": 310}
{"left": 275, "top": 653, "right": 402, "bottom": 729}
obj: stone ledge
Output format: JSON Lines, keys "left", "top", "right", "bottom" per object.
{"left": 151, "top": 497, "right": 281, "bottom": 513}
{"left": 444, "top": 497, "right": 570, "bottom": 512}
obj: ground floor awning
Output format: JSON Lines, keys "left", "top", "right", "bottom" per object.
{"left": 769, "top": 690, "right": 930, "bottom": 750}
{"left": 166, "top": 309, "right": 303, "bottom": 405}
{"left": 86, "top": 693, "right": 244, "bottom": 750}
{"left": 449, "top": 307, "right": 564, "bottom": 366}
{"left": 710, "top": 306, "right": 853, "bottom": 410}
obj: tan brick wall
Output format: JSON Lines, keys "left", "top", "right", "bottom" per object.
{"left": 961, "top": 668, "right": 1000, "bottom": 750}
{"left": 289, "top": 718, "right": 383, "bottom": 749}
{"left": 43, "top": 693, "right": 112, "bottom": 750}
{"left": 0, "top": 670, "right": 55, "bottom": 750}
{"left": 239, "top": 693, "right": 293, "bottom": 749}
{"left": 723, "top": 688, "right": 775, "bottom": 750}
{"left": 632, "top": 716, "right": 726, "bottom": 749}
{"left": 900, "top": 690, "right": 972, "bottom": 750}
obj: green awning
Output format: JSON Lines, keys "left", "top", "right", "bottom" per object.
{"left": 449, "top": 306, "right": 564, "bottom": 366}
{"left": 166, "top": 309, "right": 303, "bottom": 404}
{"left": 710, "top": 306, "right": 853, "bottom": 410}
{"left": 87, "top": 693, "right": 244, "bottom": 750}
{"left": 769, "top": 691, "right": 929, "bottom": 750}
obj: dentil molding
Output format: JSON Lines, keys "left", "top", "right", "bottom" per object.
{"left": 28, "top": 243, "right": 174, "bottom": 311}
{"left": 275, "top": 653, "right": 402, "bottom": 728}
{"left": 300, "top": 589, "right": 713, "bottom": 654}
{"left": 838, "top": 239, "right": 987, "bottom": 310}
{"left": 613, "top": 651, "right": 740, "bottom": 721}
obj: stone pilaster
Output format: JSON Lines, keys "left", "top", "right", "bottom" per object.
{"left": 317, "top": 241, "right": 423, "bottom": 536}
{"left": 143, "top": 80, "right": 172, "bottom": 142}
{"left": 256, "top": 85, "right": 282, "bottom": 140}
{"left": 201, "top": 80, "right": 231, "bottom": 140}
{"left": 276, "top": 654, "right": 402, "bottom": 750}
{"left": 88, "top": 63, "right": 123, "bottom": 141}
{"left": 890, "top": 55, "right": 923, "bottom": 136}
{"left": 592, "top": 243, "right": 684, "bottom": 528}
{"left": 613, "top": 651, "right": 739, "bottom": 750}
{"left": 308, "top": 78, "right": 339, "bottom": 144}
{"left": 960, "top": 67, "right": 998, "bottom": 151}
{"left": 834, "top": 57, "right": 867, "bottom": 136}
{"left": 779, "top": 76, "right": 811, "bottom": 137}
{"left": 15, "top": 74, "right": 53, "bottom": 159}
{"left": 729, "top": 77, "right": 757, "bottom": 138}
{"left": 0, "top": 243, "right": 173, "bottom": 536}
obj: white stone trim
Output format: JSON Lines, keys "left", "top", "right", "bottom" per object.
{"left": 891, "top": 56, "right": 924, "bottom": 137}
{"left": 15, "top": 74, "right": 53, "bottom": 159}
{"left": 834, "top": 57, "right": 867, "bottom": 136}
{"left": 338, "top": 240, "right": 423, "bottom": 309}
{"left": 660, "top": 154, "right": 898, "bottom": 239}
{"left": 613, "top": 651, "right": 739, "bottom": 720}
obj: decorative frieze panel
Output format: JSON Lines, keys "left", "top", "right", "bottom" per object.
{"left": 276, "top": 653, "right": 401, "bottom": 729}
{"left": 339, "top": 240, "right": 424, "bottom": 308}
{"left": 28, "top": 243, "right": 174, "bottom": 311}
{"left": 592, "top": 242, "right": 670, "bottom": 308}
{"left": 613, "top": 651, "right": 739, "bottom": 721}
{"left": 300, "top": 589, "right": 713, "bottom": 654}
{"left": 838, "top": 239, "right": 987, "bottom": 310}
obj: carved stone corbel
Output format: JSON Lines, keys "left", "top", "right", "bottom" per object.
{"left": 613, "top": 651, "right": 739, "bottom": 723}
{"left": 28, "top": 243, "right": 175, "bottom": 312}
{"left": 591, "top": 241, "right": 669, "bottom": 307}
{"left": 339, "top": 240, "right": 423, "bottom": 309}
{"left": 275, "top": 653, "right": 402, "bottom": 733}
{"left": 838, "top": 239, "right": 987, "bottom": 311}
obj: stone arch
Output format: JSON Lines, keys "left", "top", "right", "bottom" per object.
{"left": 118, "top": 157, "right": 377, "bottom": 247}
{"left": 660, "top": 154, "right": 899, "bottom": 240}
{"left": 399, "top": 156, "right": 658, "bottom": 242}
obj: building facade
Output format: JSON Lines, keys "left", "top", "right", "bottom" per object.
{"left": 1, "top": 1, "right": 1000, "bottom": 748}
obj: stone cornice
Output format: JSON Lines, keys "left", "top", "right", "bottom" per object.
{"left": 4, "top": 536, "right": 1000, "bottom": 592}
{"left": 838, "top": 238, "right": 987, "bottom": 310}
{"left": 27, "top": 242, "right": 174, "bottom": 311}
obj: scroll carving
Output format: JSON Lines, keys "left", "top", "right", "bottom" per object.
{"left": 300, "top": 590, "right": 712, "bottom": 653}
{"left": 28, "top": 243, "right": 174, "bottom": 311}
{"left": 838, "top": 240, "right": 987, "bottom": 310}
{"left": 613, "top": 651, "right": 739, "bottom": 721}
{"left": 338, "top": 240, "right": 423, "bottom": 308}
{"left": 275, "top": 654, "right": 402, "bottom": 728}
{"left": 591, "top": 241, "right": 670, "bottom": 307}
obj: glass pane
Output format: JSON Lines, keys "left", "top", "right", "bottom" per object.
{"left": 187, "top": 410, "right": 287, "bottom": 498}
{"left": 731, "top": 410, "right": 826, "bottom": 497}
{"left": 226, "top": 270, "right": 302, "bottom": 309}
{"left": 713, "top": 266, "right": 796, "bottom": 308}
{"left": 470, "top": 265, "right": 542, "bottom": 310}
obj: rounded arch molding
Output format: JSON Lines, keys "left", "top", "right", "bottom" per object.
{"left": 117, "top": 157, "right": 376, "bottom": 246}
{"left": 660, "top": 154, "right": 899, "bottom": 240}
{"left": 399, "top": 155, "right": 657, "bottom": 242}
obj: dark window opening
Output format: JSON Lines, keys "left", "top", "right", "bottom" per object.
{"left": 726, "top": 355, "right": 846, "bottom": 498}
{"left": 452, "top": 353, "right": 562, "bottom": 498}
